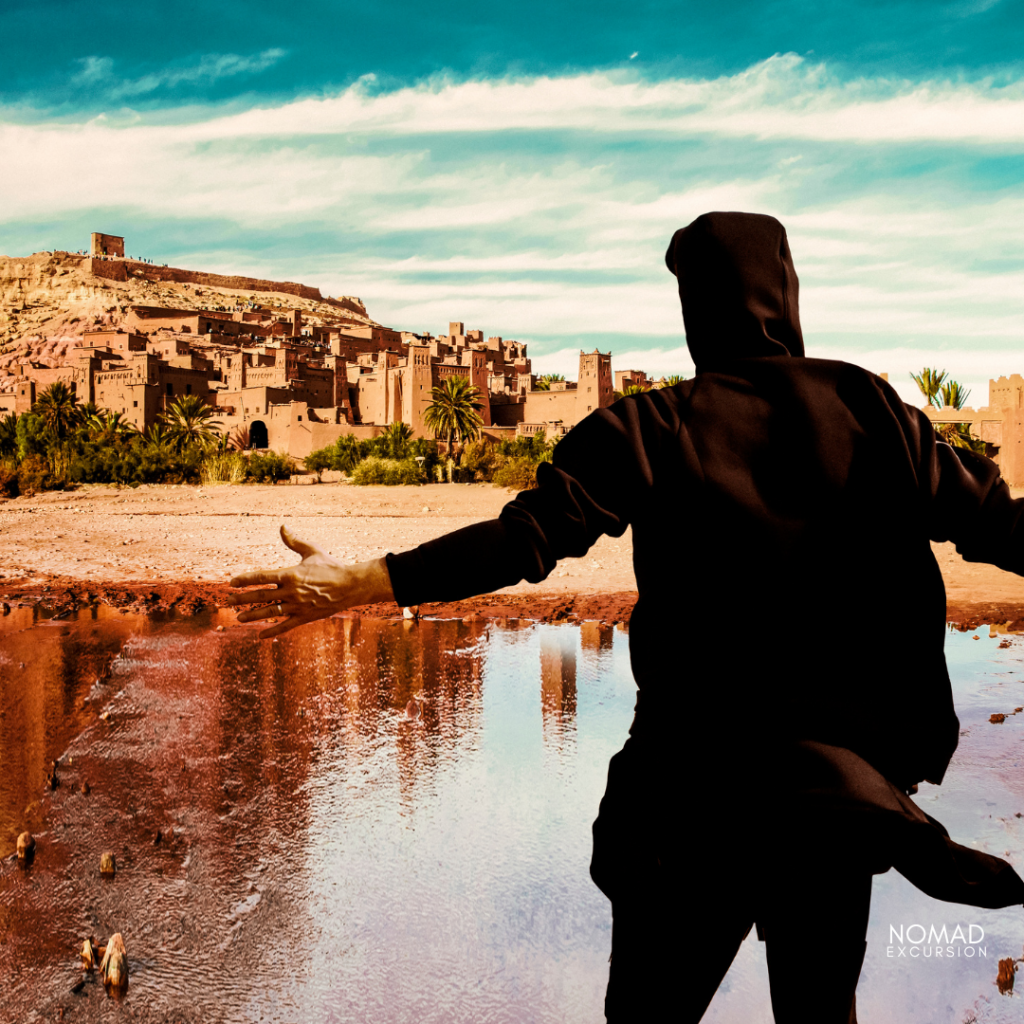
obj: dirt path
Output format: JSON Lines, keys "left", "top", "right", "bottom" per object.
{"left": 1, "top": 479, "right": 1023, "bottom": 625}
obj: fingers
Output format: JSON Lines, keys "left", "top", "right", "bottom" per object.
{"left": 234, "top": 603, "right": 289, "bottom": 623}
{"left": 230, "top": 570, "right": 284, "bottom": 588}
{"left": 280, "top": 525, "right": 320, "bottom": 559}
{"left": 224, "top": 587, "right": 284, "bottom": 607}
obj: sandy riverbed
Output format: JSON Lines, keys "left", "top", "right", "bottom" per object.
{"left": 1, "top": 479, "right": 1023, "bottom": 625}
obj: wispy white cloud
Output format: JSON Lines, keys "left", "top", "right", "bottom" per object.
{"left": 163, "top": 55, "right": 1024, "bottom": 144}
{"left": 1, "top": 57, "right": 1022, "bottom": 384}
{"left": 71, "top": 49, "right": 287, "bottom": 98}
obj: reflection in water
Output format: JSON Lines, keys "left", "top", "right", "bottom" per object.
{"left": 0, "top": 611, "right": 631, "bottom": 1023}
{"left": 540, "top": 631, "right": 577, "bottom": 744}
{"left": 2, "top": 612, "right": 1024, "bottom": 1022}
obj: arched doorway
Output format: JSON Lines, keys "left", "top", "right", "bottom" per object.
{"left": 249, "top": 420, "right": 268, "bottom": 449}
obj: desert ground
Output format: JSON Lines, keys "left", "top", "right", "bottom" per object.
{"left": 2, "top": 477, "right": 1024, "bottom": 625}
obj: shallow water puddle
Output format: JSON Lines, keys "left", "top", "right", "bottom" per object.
{"left": 1, "top": 612, "right": 1023, "bottom": 1022}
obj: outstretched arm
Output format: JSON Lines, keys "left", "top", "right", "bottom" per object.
{"left": 922, "top": 423, "right": 1024, "bottom": 573}
{"left": 228, "top": 392, "right": 679, "bottom": 638}
{"left": 227, "top": 525, "right": 394, "bottom": 639}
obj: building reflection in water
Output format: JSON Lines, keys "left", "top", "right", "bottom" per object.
{"left": 540, "top": 628, "right": 577, "bottom": 744}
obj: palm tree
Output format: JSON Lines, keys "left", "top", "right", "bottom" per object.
{"left": 33, "top": 381, "right": 82, "bottom": 479}
{"left": 142, "top": 422, "right": 174, "bottom": 452}
{"left": 937, "top": 421, "right": 985, "bottom": 452}
{"left": 939, "top": 380, "right": 970, "bottom": 410}
{"left": 614, "top": 383, "right": 650, "bottom": 399}
{"left": 534, "top": 373, "right": 565, "bottom": 392}
{"left": 34, "top": 381, "right": 81, "bottom": 442}
{"left": 380, "top": 420, "right": 413, "bottom": 459}
{"left": 85, "top": 410, "right": 138, "bottom": 444}
{"left": 911, "top": 368, "right": 948, "bottom": 409}
{"left": 161, "top": 394, "right": 221, "bottom": 451}
{"left": 423, "top": 376, "right": 483, "bottom": 462}
{"left": 933, "top": 378, "right": 981, "bottom": 451}
{"left": 658, "top": 374, "right": 687, "bottom": 388}
{"left": 227, "top": 425, "right": 251, "bottom": 451}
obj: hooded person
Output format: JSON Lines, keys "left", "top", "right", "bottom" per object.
{"left": 229, "top": 211, "right": 1024, "bottom": 1022}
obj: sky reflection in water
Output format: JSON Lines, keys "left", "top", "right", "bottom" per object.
{"left": 0, "top": 610, "right": 1022, "bottom": 1022}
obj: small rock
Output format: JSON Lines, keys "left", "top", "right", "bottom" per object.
{"left": 99, "top": 933, "right": 128, "bottom": 992}
{"left": 972, "top": 635, "right": 980, "bottom": 640}
{"left": 991, "top": 713, "right": 1007, "bottom": 724}
{"left": 80, "top": 781, "right": 90, "bottom": 796}
{"left": 216, "top": 625, "right": 225, "bottom": 632}
{"left": 997, "top": 956, "right": 1016, "bottom": 994}
{"left": 99, "top": 852, "right": 116, "bottom": 877}
{"left": 405, "top": 699, "right": 421, "bottom": 720}
{"left": 99, "top": 711, "right": 111, "bottom": 721}
{"left": 16, "top": 831, "right": 35, "bottom": 863}
{"left": 402, "top": 605, "right": 419, "bottom": 620}
{"left": 0, "top": 602, "right": 9, "bottom": 615}
{"left": 80, "top": 938, "right": 96, "bottom": 970}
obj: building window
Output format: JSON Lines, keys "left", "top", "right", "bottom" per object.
{"left": 166, "top": 383, "right": 174, "bottom": 395}
{"left": 186, "top": 384, "right": 192, "bottom": 394}
{"left": 298, "top": 415, "right": 303, "bottom": 421}
{"left": 133, "top": 401, "right": 138, "bottom": 408}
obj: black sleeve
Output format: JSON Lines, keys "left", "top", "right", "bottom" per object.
{"left": 914, "top": 406, "right": 1024, "bottom": 574}
{"left": 384, "top": 393, "right": 678, "bottom": 606}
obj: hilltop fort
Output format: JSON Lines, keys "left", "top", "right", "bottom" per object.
{"left": 0, "top": 234, "right": 614, "bottom": 458}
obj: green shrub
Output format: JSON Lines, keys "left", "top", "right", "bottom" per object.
{"left": 459, "top": 439, "right": 498, "bottom": 482}
{"left": 248, "top": 450, "right": 292, "bottom": 484}
{"left": 69, "top": 437, "right": 202, "bottom": 485}
{"left": 350, "top": 456, "right": 425, "bottom": 486}
{"left": 304, "top": 447, "right": 334, "bottom": 482}
{"left": 17, "top": 454, "right": 54, "bottom": 495}
{"left": 492, "top": 456, "right": 540, "bottom": 491}
{"left": 15, "top": 413, "right": 49, "bottom": 462}
{"left": 200, "top": 452, "right": 249, "bottom": 485}
{"left": 329, "top": 434, "right": 371, "bottom": 473}
{"left": 0, "top": 460, "right": 19, "bottom": 497}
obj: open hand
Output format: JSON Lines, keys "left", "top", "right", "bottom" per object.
{"left": 226, "top": 525, "right": 395, "bottom": 639}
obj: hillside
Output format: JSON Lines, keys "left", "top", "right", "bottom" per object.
{"left": 0, "top": 250, "right": 376, "bottom": 377}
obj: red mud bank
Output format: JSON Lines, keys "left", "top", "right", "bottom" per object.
{"left": 1, "top": 576, "right": 1023, "bottom": 630}
{"left": 0, "top": 577, "right": 640, "bottom": 624}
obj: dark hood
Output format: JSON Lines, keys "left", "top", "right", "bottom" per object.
{"left": 665, "top": 211, "right": 804, "bottom": 370}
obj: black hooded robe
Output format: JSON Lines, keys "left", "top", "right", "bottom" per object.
{"left": 385, "top": 212, "right": 1024, "bottom": 1012}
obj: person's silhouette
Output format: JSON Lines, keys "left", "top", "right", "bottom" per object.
{"left": 230, "top": 211, "right": 1024, "bottom": 1022}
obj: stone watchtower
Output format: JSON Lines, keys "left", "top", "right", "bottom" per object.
{"left": 403, "top": 343, "right": 436, "bottom": 437}
{"left": 91, "top": 233, "right": 125, "bottom": 258}
{"left": 578, "top": 349, "right": 613, "bottom": 411}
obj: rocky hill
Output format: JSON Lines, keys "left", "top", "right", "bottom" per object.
{"left": 0, "top": 250, "right": 376, "bottom": 376}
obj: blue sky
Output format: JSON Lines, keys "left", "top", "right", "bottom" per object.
{"left": 2, "top": 0, "right": 1023, "bottom": 404}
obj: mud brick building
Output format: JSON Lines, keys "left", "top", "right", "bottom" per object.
{"left": 0, "top": 236, "right": 616, "bottom": 460}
